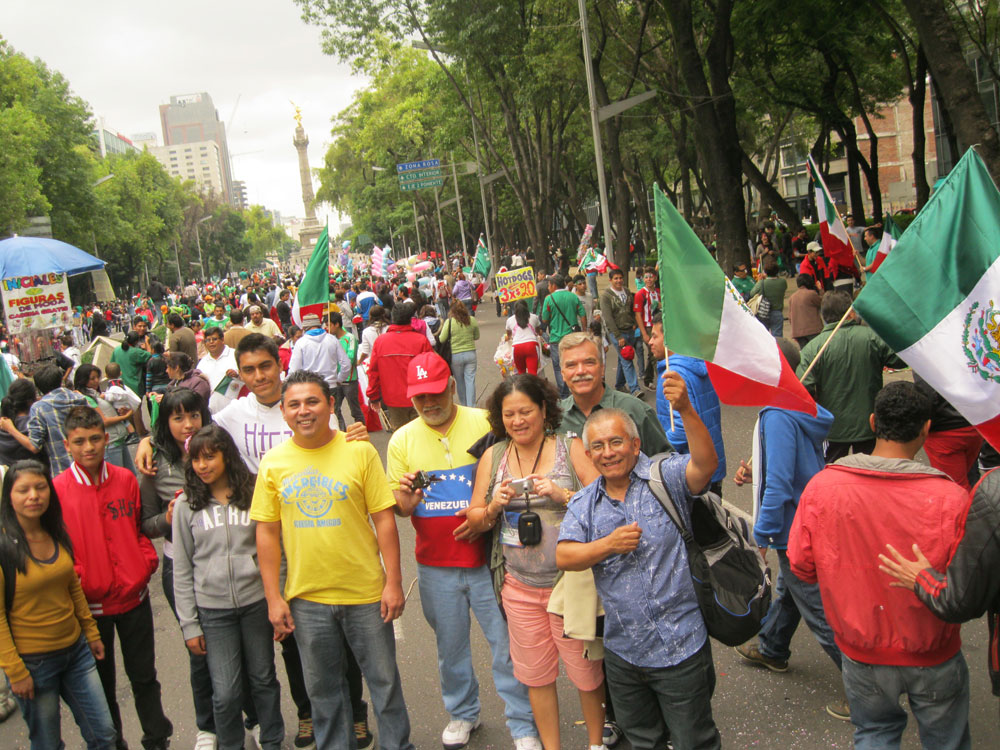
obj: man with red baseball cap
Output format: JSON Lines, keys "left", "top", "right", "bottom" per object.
{"left": 387, "top": 352, "right": 541, "bottom": 750}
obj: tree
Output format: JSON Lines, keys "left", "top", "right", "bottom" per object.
{"left": 0, "top": 38, "right": 97, "bottom": 247}
{"left": 901, "top": 0, "right": 1000, "bottom": 183}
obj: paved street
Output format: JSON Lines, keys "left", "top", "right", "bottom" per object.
{"left": 1, "top": 303, "right": 995, "bottom": 750}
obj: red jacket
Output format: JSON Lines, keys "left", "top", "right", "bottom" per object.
{"left": 55, "top": 461, "right": 159, "bottom": 616}
{"left": 366, "top": 325, "right": 433, "bottom": 408}
{"left": 788, "top": 454, "right": 970, "bottom": 667}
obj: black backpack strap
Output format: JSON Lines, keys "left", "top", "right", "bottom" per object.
{"left": 648, "top": 455, "right": 695, "bottom": 546}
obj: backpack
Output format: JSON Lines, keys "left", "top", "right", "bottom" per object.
{"left": 648, "top": 456, "right": 771, "bottom": 646}
{"left": 750, "top": 292, "right": 771, "bottom": 322}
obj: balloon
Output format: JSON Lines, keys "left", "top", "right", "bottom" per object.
{"left": 410, "top": 261, "right": 433, "bottom": 273}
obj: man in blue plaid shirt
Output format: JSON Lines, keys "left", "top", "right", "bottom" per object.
{"left": 27, "top": 363, "right": 88, "bottom": 474}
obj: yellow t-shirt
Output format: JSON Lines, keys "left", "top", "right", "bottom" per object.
{"left": 386, "top": 406, "right": 491, "bottom": 567}
{"left": 250, "top": 431, "right": 396, "bottom": 604}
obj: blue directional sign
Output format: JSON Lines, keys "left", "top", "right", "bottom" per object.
{"left": 396, "top": 159, "right": 441, "bottom": 173}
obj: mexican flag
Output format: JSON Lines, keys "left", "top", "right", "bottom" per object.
{"left": 807, "top": 155, "right": 856, "bottom": 269}
{"left": 654, "top": 184, "right": 815, "bottom": 415}
{"left": 870, "top": 213, "right": 902, "bottom": 273}
{"left": 579, "top": 247, "right": 610, "bottom": 273}
{"left": 292, "top": 225, "right": 330, "bottom": 325}
{"left": 854, "top": 148, "right": 1000, "bottom": 448}
{"left": 472, "top": 235, "right": 491, "bottom": 276}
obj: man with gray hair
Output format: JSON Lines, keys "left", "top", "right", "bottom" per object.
{"left": 557, "top": 332, "right": 671, "bottom": 456}
{"left": 288, "top": 313, "right": 351, "bottom": 390}
{"left": 557, "top": 378, "right": 721, "bottom": 750}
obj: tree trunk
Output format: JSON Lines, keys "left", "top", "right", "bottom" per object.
{"left": 901, "top": 0, "right": 1000, "bottom": 183}
{"left": 910, "top": 46, "right": 931, "bottom": 209}
{"left": 740, "top": 150, "right": 803, "bottom": 230}
{"left": 663, "top": 0, "right": 749, "bottom": 274}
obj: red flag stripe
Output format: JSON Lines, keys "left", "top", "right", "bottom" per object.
{"left": 705, "top": 356, "right": 816, "bottom": 415}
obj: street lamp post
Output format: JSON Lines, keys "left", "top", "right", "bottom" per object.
{"left": 194, "top": 216, "right": 211, "bottom": 281}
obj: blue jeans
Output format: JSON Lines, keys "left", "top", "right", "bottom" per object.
{"left": 842, "top": 652, "right": 971, "bottom": 750}
{"left": 104, "top": 442, "right": 136, "bottom": 475}
{"left": 549, "top": 340, "right": 569, "bottom": 399}
{"left": 290, "top": 599, "right": 414, "bottom": 750}
{"left": 417, "top": 564, "right": 536, "bottom": 741}
{"left": 757, "top": 550, "right": 842, "bottom": 669}
{"left": 12, "top": 635, "right": 117, "bottom": 750}
{"left": 199, "top": 600, "right": 284, "bottom": 750}
{"left": 161, "top": 556, "right": 219, "bottom": 733}
{"left": 450, "top": 350, "right": 478, "bottom": 407}
{"left": 767, "top": 309, "right": 784, "bottom": 337}
{"left": 604, "top": 642, "right": 720, "bottom": 750}
{"left": 611, "top": 332, "right": 640, "bottom": 394}
{"left": 586, "top": 273, "right": 598, "bottom": 299}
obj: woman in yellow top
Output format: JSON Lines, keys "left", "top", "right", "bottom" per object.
{"left": 0, "top": 459, "right": 116, "bottom": 749}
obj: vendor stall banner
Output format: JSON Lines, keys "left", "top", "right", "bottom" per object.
{"left": 1, "top": 272, "right": 72, "bottom": 333}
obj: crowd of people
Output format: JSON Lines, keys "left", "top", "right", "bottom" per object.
{"left": 0, "top": 242, "right": 997, "bottom": 750}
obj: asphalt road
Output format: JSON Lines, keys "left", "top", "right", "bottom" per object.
{"left": 2, "top": 300, "right": 996, "bottom": 749}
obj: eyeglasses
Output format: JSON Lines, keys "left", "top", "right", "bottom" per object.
{"left": 588, "top": 437, "right": 627, "bottom": 453}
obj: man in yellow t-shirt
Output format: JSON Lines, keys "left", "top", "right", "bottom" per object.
{"left": 251, "top": 370, "right": 414, "bottom": 750}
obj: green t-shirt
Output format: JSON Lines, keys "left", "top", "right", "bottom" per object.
{"left": 541, "top": 290, "right": 586, "bottom": 343}
{"left": 731, "top": 275, "right": 754, "bottom": 301}
{"left": 111, "top": 345, "right": 151, "bottom": 395}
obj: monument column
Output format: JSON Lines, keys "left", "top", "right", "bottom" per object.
{"left": 291, "top": 105, "right": 322, "bottom": 252}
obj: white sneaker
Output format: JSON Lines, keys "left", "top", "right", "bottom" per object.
{"left": 193, "top": 731, "right": 217, "bottom": 750}
{"left": 442, "top": 718, "right": 480, "bottom": 749}
{"left": 514, "top": 738, "right": 543, "bottom": 750}
{"left": 589, "top": 745, "right": 609, "bottom": 750}
{"left": 248, "top": 724, "right": 261, "bottom": 749}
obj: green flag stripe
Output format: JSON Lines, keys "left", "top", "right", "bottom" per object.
{"left": 298, "top": 226, "right": 330, "bottom": 307}
{"left": 855, "top": 149, "right": 1000, "bottom": 352}
{"left": 654, "top": 184, "right": 723, "bottom": 359}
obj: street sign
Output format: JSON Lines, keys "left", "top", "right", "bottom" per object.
{"left": 396, "top": 158, "right": 440, "bottom": 173}
{"left": 398, "top": 167, "right": 443, "bottom": 182}
{"left": 400, "top": 178, "right": 444, "bottom": 192}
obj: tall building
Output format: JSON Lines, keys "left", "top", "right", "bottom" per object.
{"left": 232, "top": 179, "right": 248, "bottom": 210}
{"left": 131, "top": 132, "right": 159, "bottom": 150}
{"left": 93, "top": 117, "right": 140, "bottom": 158}
{"left": 159, "top": 92, "right": 236, "bottom": 206}
{"left": 150, "top": 141, "right": 228, "bottom": 202}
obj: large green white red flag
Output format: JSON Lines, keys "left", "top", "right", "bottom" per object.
{"left": 807, "top": 155, "right": 855, "bottom": 269}
{"left": 654, "top": 185, "right": 815, "bottom": 414}
{"left": 854, "top": 148, "right": 1000, "bottom": 449}
{"left": 292, "top": 225, "right": 330, "bottom": 325}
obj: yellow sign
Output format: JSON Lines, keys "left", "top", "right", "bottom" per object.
{"left": 495, "top": 267, "right": 537, "bottom": 304}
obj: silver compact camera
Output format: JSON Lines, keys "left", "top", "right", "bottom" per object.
{"left": 510, "top": 477, "right": 535, "bottom": 496}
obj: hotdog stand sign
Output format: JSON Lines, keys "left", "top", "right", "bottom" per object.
{"left": 2, "top": 272, "right": 73, "bottom": 334}
{"left": 494, "top": 266, "right": 537, "bottom": 304}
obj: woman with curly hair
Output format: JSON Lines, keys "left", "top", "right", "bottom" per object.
{"left": 172, "top": 425, "right": 284, "bottom": 750}
{"left": 466, "top": 375, "right": 602, "bottom": 750}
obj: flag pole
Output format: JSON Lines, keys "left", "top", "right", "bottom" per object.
{"left": 797, "top": 305, "right": 854, "bottom": 383}
{"left": 664, "top": 349, "right": 676, "bottom": 432}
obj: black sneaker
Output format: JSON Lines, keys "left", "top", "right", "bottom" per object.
{"left": 294, "top": 717, "right": 315, "bottom": 749}
{"left": 354, "top": 716, "right": 374, "bottom": 749}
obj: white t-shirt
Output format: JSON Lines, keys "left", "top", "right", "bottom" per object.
{"left": 359, "top": 324, "right": 385, "bottom": 359}
{"left": 197, "top": 346, "right": 241, "bottom": 414}
{"left": 505, "top": 314, "right": 542, "bottom": 346}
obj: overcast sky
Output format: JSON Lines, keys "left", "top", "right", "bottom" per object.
{"left": 1, "top": 0, "right": 366, "bottom": 222}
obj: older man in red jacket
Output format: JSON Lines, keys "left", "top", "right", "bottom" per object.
{"left": 367, "top": 301, "right": 433, "bottom": 431}
{"left": 788, "top": 381, "right": 972, "bottom": 750}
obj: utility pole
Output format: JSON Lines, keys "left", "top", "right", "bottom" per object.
{"left": 413, "top": 202, "right": 423, "bottom": 254}
{"left": 578, "top": 0, "right": 614, "bottom": 259}
{"left": 450, "top": 152, "right": 468, "bottom": 260}
{"left": 172, "top": 240, "right": 183, "bottom": 287}
{"left": 435, "top": 188, "right": 447, "bottom": 259}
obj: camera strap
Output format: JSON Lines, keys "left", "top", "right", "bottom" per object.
{"left": 511, "top": 436, "right": 547, "bottom": 511}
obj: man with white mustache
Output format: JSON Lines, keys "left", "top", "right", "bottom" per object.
{"left": 557, "top": 332, "right": 671, "bottom": 456}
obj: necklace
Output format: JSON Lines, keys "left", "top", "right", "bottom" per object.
{"left": 511, "top": 435, "right": 547, "bottom": 478}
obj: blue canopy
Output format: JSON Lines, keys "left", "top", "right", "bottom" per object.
{"left": 0, "top": 236, "right": 106, "bottom": 279}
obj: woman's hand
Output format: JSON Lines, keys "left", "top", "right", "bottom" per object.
{"left": 10, "top": 675, "right": 33, "bottom": 700}
{"left": 165, "top": 497, "right": 177, "bottom": 526}
{"left": 527, "top": 474, "right": 569, "bottom": 504}
{"left": 89, "top": 640, "right": 105, "bottom": 661}
{"left": 185, "top": 636, "right": 207, "bottom": 656}
{"left": 491, "top": 477, "right": 514, "bottom": 508}
{"left": 0, "top": 417, "right": 14, "bottom": 434}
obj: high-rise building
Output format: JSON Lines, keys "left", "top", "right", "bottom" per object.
{"left": 93, "top": 117, "right": 140, "bottom": 158}
{"left": 233, "top": 180, "right": 248, "bottom": 211}
{"left": 131, "top": 132, "right": 159, "bottom": 150}
{"left": 159, "top": 92, "right": 236, "bottom": 205}
{"left": 150, "top": 141, "right": 227, "bottom": 202}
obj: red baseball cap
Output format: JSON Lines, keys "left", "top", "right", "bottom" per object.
{"left": 406, "top": 352, "right": 452, "bottom": 398}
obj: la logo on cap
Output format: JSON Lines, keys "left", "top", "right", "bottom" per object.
{"left": 416, "top": 365, "right": 428, "bottom": 380}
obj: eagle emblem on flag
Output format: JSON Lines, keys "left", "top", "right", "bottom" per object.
{"left": 962, "top": 300, "right": 1000, "bottom": 383}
